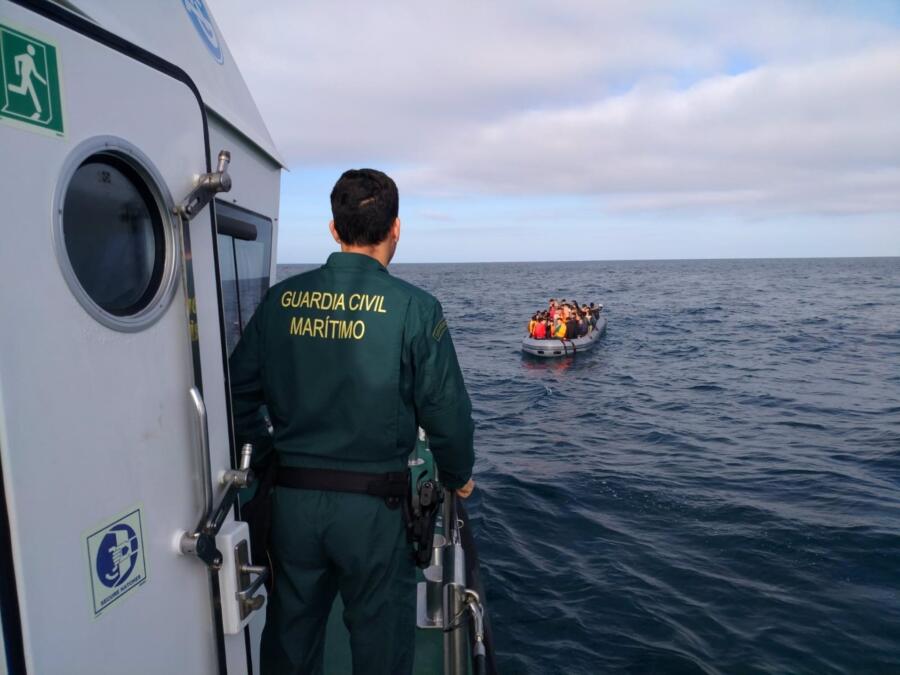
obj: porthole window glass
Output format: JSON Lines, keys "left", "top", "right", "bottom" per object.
{"left": 62, "top": 155, "right": 166, "bottom": 317}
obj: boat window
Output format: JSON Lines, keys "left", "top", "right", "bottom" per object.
{"left": 216, "top": 202, "right": 273, "bottom": 354}
{"left": 55, "top": 145, "right": 177, "bottom": 332}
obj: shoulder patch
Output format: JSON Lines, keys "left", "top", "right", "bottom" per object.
{"left": 432, "top": 317, "right": 448, "bottom": 342}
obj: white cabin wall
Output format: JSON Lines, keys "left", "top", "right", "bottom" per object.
{"left": 0, "top": 405, "right": 9, "bottom": 675}
{"left": 208, "top": 116, "right": 282, "bottom": 282}
{"left": 206, "top": 115, "right": 281, "bottom": 674}
{"left": 66, "top": 0, "right": 283, "bottom": 167}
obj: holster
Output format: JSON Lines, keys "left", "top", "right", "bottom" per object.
{"left": 404, "top": 477, "right": 443, "bottom": 568}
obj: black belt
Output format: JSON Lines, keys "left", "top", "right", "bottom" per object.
{"left": 276, "top": 466, "right": 409, "bottom": 507}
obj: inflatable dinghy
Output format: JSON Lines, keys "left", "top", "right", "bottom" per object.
{"left": 522, "top": 315, "right": 607, "bottom": 358}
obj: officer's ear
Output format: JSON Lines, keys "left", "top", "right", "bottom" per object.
{"left": 328, "top": 220, "right": 342, "bottom": 245}
{"left": 391, "top": 217, "right": 401, "bottom": 244}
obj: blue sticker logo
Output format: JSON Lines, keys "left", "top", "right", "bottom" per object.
{"left": 95, "top": 523, "right": 139, "bottom": 588}
{"left": 182, "top": 0, "right": 224, "bottom": 64}
{"left": 86, "top": 508, "right": 147, "bottom": 617}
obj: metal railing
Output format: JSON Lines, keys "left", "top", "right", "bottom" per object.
{"left": 442, "top": 491, "right": 468, "bottom": 674}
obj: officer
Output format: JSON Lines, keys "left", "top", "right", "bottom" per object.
{"left": 229, "top": 168, "right": 476, "bottom": 674}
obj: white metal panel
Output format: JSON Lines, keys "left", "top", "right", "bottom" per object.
{"left": 209, "top": 116, "right": 281, "bottom": 281}
{"left": 209, "top": 117, "right": 281, "bottom": 228}
{"left": 0, "top": 627, "right": 7, "bottom": 675}
{"left": 207, "top": 111, "right": 281, "bottom": 675}
{"left": 0, "top": 4, "right": 244, "bottom": 673}
{"left": 65, "top": 0, "right": 284, "bottom": 167}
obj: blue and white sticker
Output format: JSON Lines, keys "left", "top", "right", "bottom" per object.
{"left": 182, "top": 0, "right": 224, "bottom": 64}
{"left": 86, "top": 507, "right": 147, "bottom": 618}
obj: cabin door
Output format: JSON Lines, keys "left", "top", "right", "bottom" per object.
{"left": 0, "top": 3, "right": 249, "bottom": 673}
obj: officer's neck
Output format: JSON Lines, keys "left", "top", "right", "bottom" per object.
{"left": 339, "top": 240, "right": 396, "bottom": 268}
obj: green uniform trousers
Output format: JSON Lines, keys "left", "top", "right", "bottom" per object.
{"left": 260, "top": 487, "right": 415, "bottom": 675}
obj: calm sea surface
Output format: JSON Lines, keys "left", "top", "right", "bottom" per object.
{"left": 278, "top": 258, "right": 900, "bottom": 674}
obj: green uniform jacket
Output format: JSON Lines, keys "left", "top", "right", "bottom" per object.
{"left": 229, "top": 252, "right": 475, "bottom": 489}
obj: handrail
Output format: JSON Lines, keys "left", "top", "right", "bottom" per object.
{"left": 188, "top": 386, "right": 213, "bottom": 528}
{"left": 443, "top": 490, "right": 468, "bottom": 674}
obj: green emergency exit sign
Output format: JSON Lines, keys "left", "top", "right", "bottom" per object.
{"left": 0, "top": 23, "right": 64, "bottom": 135}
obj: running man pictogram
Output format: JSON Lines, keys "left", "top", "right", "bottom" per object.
{"left": 7, "top": 44, "right": 47, "bottom": 120}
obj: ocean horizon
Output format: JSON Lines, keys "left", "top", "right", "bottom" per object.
{"left": 279, "top": 254, "right": 899, "bottom": 266}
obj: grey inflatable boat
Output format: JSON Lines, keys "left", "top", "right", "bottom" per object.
{"left": 522, "top": 315, "right": 607, "bottom": 358}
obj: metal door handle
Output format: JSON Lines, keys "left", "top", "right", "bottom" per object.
{"left": 189, "top": 387, "right": 213, "bottom": 525}
{"left": 177, "top": 150, "right": 232, "bottom": 220}
{"left": 236, "top": 543, "right": 268, "bottom": 619}
{"left": 180, "top": 387, "right": 222, "bottom": 567}
{"left": 237, "top": 563, "right": 268, "bottom": 613}
{"left": 221, "top": 443, "right": 254, "bottom": 488}
{"left": 180, "top": 387, "right": 256, "bottom": 570}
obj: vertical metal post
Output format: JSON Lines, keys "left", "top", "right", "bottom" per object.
{"left": 442, "top": 491, "right": 468, "bottom": 675}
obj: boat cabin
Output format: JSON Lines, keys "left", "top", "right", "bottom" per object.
{"left": 0, "top": 1, "right": 280, "bottom": 671}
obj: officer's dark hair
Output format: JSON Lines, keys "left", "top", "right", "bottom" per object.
{"left": 330, "top": 168, "right": 399, "bottom": 246}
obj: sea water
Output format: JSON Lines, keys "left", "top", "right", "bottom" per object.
{"left": 278, "top": 257, "right": 900, "bottom": 674}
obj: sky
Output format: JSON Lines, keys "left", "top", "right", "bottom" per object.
{"left": 210, "top": 1, "right": 900, "bottom": 263}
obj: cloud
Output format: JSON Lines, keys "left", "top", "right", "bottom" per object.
{"left": 211, "top": 1, "right": 900, "bottom": 219}
{"left": 406, "top": 45, "right": 900, "bottom": 215}
{"left": 416, "top": 210, "right": 456, "bottom": 223}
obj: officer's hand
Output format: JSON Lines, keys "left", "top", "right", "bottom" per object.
{"left": 456, "top": 478, "right": 475, "bottom": 499}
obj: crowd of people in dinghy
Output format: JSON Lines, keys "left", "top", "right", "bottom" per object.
{"left": 527, "top": 298, "right": 602, "bottom": 340}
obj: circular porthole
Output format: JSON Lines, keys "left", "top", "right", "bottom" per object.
{"left": 54, "top": 138, "right": 179, "bottom": 331}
